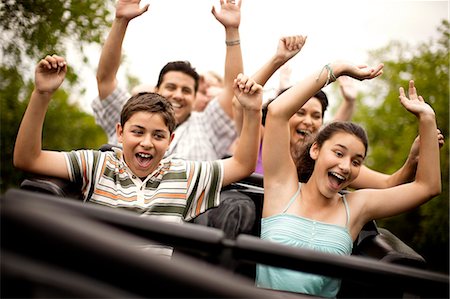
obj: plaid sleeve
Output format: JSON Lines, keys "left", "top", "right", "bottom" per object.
{"left": 202, "top": 99, "right": 237, "bottom": 158}
{"left": 91, "top": 87, "right": 130, "bottom": 145}
{"left": 184, "top": 160, "right": 224, "bottom": 221}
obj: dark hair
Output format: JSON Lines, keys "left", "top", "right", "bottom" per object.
{"left": 261, "top": 88, "right": 329, "bottom": 126}
{"left": 120, "top": 92, "right": 176, "bottom": 134}
{"left": 156, "top": 61, "right": 200, "bottom": 93}
{"left": 294, "top": 121, "right": 368, "bottom": 183}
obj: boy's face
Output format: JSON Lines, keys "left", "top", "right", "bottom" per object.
{"left": 155, "top": 71, "right": 196, "bottom": 125}
{"left": 116, "top": 111, "right": 174, "bottom": 178}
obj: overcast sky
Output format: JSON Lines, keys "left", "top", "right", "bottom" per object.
{"left": 75, "top": 0, "right": 448, "bottom": 113}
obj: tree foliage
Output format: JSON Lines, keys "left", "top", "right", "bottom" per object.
{"left": 1, "top": 0, "right": 112, "bottom": 72}
{"left": 0, "top": 0, "right": 113, "bottom": 192}
{"left": 353, "top": 20, "right": 449, "bottom": 273}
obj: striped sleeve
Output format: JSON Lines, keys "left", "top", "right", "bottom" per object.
{"left": 184, "top": 160, "right": 224, "bottom": 221}
{"left": 64, "top": 150, "right": 103, "bottom": 201}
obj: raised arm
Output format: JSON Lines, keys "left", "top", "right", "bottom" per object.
{"left": 358, "top": 80, "right": 441, "bottom": 223}
{"left": 263, "top": 62, "right": 384, "bottom": 188}
{"left": 232, "top": 35, "right": 306, "bottom": 134}
{"left": 350, "top": 129, "right": 444, "bottom": 189}
{"left": 212, "top": 0, "right": 243, "bottom": 118}
{"left": 222, "top": 74, "right": 262, "bottom": 186}
{"left": 13, "top": 55, "right": 69, "bottom": 179}
{"left": 333, "top": 76, "right": 358, "bottom": 121}
{"left": 96, "top": 0, "right": 149, "bottom": 99}
{"left": 253, "top": 35, "right": 306, "bottom": 86}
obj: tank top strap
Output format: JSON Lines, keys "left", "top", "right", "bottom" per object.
{"left": 340, "top": 193, "right": 351, "bottom": 227}
{"left": 281, "top": 182, "right": 302, "bottom": 214}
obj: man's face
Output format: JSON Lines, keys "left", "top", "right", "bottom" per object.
{"left": 155, "top": 71, "right": 196, "bottom": 125}
{"left": 116, "top": 111, "right": 173, "bottom": 178}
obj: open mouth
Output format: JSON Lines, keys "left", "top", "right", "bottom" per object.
{"left": 296, "top": 129, "right": 312, "bottom": 139}
{"left": 328, "top": 171, "right": 346, "bottom": 190}
{"left": 136, "top": 152, "right": 153, "bottom": 168}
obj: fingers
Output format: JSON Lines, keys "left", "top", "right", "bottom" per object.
{"left": 437, "top": 129, "right": 445, "bottom": 148}
{"left": 281, "top": 35, "right": 307, "bottom": 51}
{"left": 408, "top": 80, "right": 418, "bottom": 99}
{"left": 234, "top": 73, "right": 261, "bottom": 94}
{"left": 40, "top": 54, "right": 66, "bottom": 70}
{"left": 140, "top": 3, "right": 150, "bottom": 14}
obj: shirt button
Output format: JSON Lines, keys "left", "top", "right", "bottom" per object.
{"left": 132, "top": 175, "right": 136, "bottom": 179}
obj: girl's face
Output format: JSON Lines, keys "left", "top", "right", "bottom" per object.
{"left": 310, "top": 132, "right": 366, "bottom": 198}
{"left": 289, "top": 97, "right": 323, "bottom": 149}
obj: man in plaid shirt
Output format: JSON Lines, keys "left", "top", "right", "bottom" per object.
{"left": 92, "top": 0, "right": 255, "bottom": 240}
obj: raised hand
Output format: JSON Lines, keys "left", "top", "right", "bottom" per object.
{"left": 336, "top": 62, "right": 384, "bottom": 81}
{"left": 399, "top": 80, "right": 435, "bottom": 117}
{"left": 233, "top": 74, "right": 262, "bottom": 111}
{"left": 115, "top": 0, "right": 149, "bottom": 20}
{"left": 211, "top": 0, "right": 241, "bottom": 28}
{"left": 276, "top": 35, "right": 307, "bottom": 63}
{"left": 35, "top": 55, "right": 67, "bottom": 94}
{"left": 337, "top": 76, "right": 358, "bottom": 103}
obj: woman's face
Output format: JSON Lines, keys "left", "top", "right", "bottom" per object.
{"left": 289, "top": 97, "right": 323, "bottom": 150}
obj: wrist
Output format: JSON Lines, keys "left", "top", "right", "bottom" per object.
{"left": 418, "top": 112, "right": 436, "bottom": 122}
{"left": 33, "top": 88, "right": 54, "bottom": 97}
{"left": 271, "top": 55, "right": 287, "bottom": 68}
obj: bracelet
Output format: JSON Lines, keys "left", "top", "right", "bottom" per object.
{"left": 225, "top": 39, "right": 240, "bottom": 46}
{"left": 316, "top": 63, "right": 337, "bottom": 87}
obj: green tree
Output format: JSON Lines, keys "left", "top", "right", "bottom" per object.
{"left": 353, "top": 20, "right": 449, "bottom": 273}
{"left": 0, "top": 0, "right": 114, "bottom": 193}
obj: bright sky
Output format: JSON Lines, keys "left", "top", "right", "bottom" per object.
{"left": 76, "top": 0, "right": 449, "bottom": 114}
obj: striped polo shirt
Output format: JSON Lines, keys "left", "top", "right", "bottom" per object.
{"left": 64, "top": 147, "right": 224, "bottom": 257}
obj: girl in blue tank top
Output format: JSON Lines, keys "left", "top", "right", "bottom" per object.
{"left": 259, "top": 60, "right": 441, "bottom": 298}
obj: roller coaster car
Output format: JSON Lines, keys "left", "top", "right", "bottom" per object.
{"left": 2, "top": 148, "right": 448, "bottom": 298}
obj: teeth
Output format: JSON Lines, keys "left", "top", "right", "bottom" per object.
{"left": 138, "top": 153, "right": 151, "bottom": 158}
{"left": 170, "top": 101, "right": 182, "bottom": 108}
{"left": 330, "top": 172, "right": 345, "bottom": 181}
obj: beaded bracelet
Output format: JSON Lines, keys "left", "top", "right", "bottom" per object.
{"left": 316, "top": 64, "right": 337, "bottom": 87}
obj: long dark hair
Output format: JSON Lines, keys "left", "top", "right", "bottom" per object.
{"left": 294, "top": 121, "right": 368, "bottom": 183}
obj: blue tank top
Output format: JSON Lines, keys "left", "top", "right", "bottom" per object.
{"left": 256, "top": 183, "right": 353, "bottom": 298}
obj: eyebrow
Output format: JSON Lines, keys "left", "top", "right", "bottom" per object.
{"left": 336, "top": 144, "right": 365, "bottom": 159}
{"left": 130, "top": 125, "right": 168, "bottom": 133}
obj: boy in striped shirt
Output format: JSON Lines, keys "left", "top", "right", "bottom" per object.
{"left": 14, "top": 55, "right": 262, "bottom": 257}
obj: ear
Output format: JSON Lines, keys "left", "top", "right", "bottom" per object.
{"left": 309, "top": 142, "right": 320, "bottom": 160}
{"left": 169, "top": 133, "right": 175, "bottom": 145}
{"left": 116, "top": 123, "right": 124, "bottom": 143}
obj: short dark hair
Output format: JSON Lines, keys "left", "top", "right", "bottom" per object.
{"left": 294, "top": 121, "right": 368, "bottom": 183}
{"left": 120, "top": 92, "right": 176, "bottom": 134}
{"left": 156, "top": 61, "right": 200, "bottom": 93}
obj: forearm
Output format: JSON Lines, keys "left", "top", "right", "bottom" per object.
{"left": 96, "top": 18, "right": 129, "bottom": 99}
{"left": 252, "top": 55, "right": 286, "bottom": 87}
{"left": 219, "top": 26, "right": 243, "bottom": 117}
{"left": 234, "top": 108, "right": 261, "bottom": 167}
{"left": 416, "top": 115, "right": 441, "bottom": 196}
{"left": 333, "top": 98, "right": 355, "bottom": 122}
{"left": 14, "top": 90, "right": 51, "bottom": 170}
{"left": 270, "top": 63, "right": 338, "bottom": 120}
{"left": 223, "top": 108, "right": 261, "bottom": 186}
{"left": 232, "top": 96, "right": 244, "bottom": 134}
